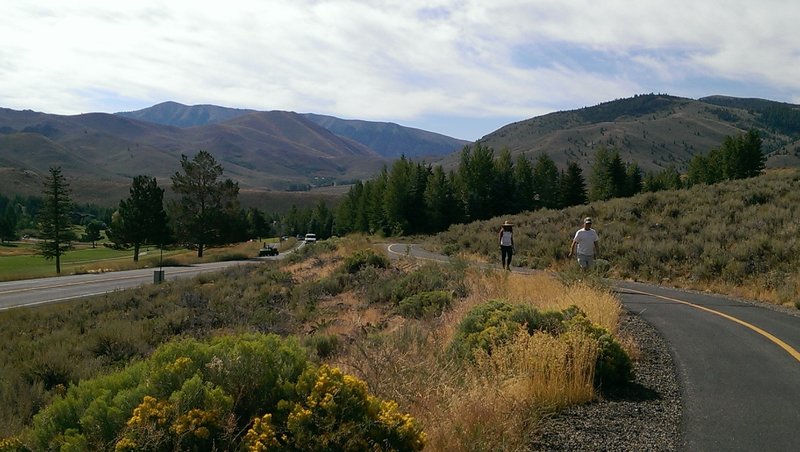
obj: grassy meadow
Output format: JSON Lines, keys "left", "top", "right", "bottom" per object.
{"left": 430, "top": 168, "right": 800, "bottom": 309}
{"left": 0, "top": 236, "right": 629, "bottom": 450}
{"left": 0, "top": 238, "right": 291, "bottom": 282}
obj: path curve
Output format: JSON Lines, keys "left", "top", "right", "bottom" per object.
{"left": 387, "top": 243, "right": 800, "bottom": 451}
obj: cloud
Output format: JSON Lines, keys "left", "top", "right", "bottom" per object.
{"left": 1, "top": 0, "right": 798, "bottom": 139}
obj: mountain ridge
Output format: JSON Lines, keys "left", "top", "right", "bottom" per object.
{"left": 117, "top": 102, "right": 469, "bottom": 158}
{"left": 2, "top": 94, "right": 799, "bottom": 206}
{"left": 450, "top": 93, "right": 800, "bottom": 173}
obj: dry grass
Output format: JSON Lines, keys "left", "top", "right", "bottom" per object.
{"left": 330, "top": 267, "right": 624, "bottom": 451}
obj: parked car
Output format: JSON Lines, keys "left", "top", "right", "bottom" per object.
{"left": 304, "top": 233, "right": 317, "bottom": 243}
{"left": 258, "top": 244, "right": 279, "bottom": 257}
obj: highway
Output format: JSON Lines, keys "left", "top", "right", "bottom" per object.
{"left": 0, "top": 261, "right": 258, "bottom": 311}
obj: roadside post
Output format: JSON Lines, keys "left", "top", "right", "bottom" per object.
{"left": 154, "top": 246, "right": 165, "bottom": 283}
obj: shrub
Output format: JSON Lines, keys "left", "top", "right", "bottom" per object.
{"left": 282, "top": 365, "right": 426, "bottom": 451}
{"left": 397, "top": 290, "right": 453, "bottom": 319}
{"left": 304, "top": 333, "right": 341, "bottom": 359}
{"left": 26, "top": 334, "right": 421, "bottom": 451}
{"left": 449, "top": 300, "right": 570, "bottom": 360}
{"left": 564, "top": 315, "right": 633, "bottom": 388}
{"left": 342, "top": 249, "right": 390, "bottom": 274}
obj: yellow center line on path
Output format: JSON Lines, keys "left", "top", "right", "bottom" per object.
{"left": 625, "top": 287, "right": 800, "bottom": 363}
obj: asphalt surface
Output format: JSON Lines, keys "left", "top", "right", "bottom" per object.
{"left": 617, "top": 281, "right": 800, "bottom": 451}
{"left": 0, "top": 260, "right": 261, "bottom": 311}
{"left": 0, "top": 243, "right": 302, "bottom": 311}
{"left": 388, "top": 244, "right": 800, "bottom": 451}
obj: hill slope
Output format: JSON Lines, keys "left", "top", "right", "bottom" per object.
{"left": 117, "top": 101, "right": 257, "bottom": 128}
{"left": 302, "top": 113, "right": 469, "bottom": 158}
{"left": 441, "top": 94, "right": 800, "bottom": 173}
{"left": 0, "top": 107, "right": 386, "bottom": 203}
{"left": 117, "top": 102, "right": 468, "bottom": 159}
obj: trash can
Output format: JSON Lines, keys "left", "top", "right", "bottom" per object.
{"left": 154, "top": 270, "right": 165, "bottom": 283}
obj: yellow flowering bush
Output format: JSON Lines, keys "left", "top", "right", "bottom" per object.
{"left": 0, "top": 436, "right": 24, "bottom": 452}
{"left": 243, "top": 414, "right": 281, "bottom": 451}
{"left": 27, "top": 334, "right": 424, "bottom": 451}
{"left": 285, "top": 365, "right": 425, "bottom": 451}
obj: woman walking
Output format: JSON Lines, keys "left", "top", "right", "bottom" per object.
{"left": 499, "top": 220, "right": 514, "bottom": 270}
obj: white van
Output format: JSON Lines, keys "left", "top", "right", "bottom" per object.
{"left": 304, "top": 233, "right": 317, "bottom": 243}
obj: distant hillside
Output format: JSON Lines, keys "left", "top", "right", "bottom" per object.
{"left": 116, "top": 102, "right": 468, "bottom": 159}
{"left": 302, "top": 113, "right": 469, "bottom": 158}
{"left": 442, "top": 94, "right": 800, "bottom": 173}
{"left": 0, "top": 107, "right": 386, "bottom": 204}
{"left": 117, "top": 101, "right": 256, "bottom": 128}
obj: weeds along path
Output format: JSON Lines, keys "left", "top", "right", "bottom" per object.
{"left": 386, "top": 243, "right": 800, "bottom": 451}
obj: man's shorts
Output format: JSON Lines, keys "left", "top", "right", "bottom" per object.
{"left": 577, "top": 253, "right": 594, "bottom": 268}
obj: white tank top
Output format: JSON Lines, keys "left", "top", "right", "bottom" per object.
{"left": 500, "top": 230, "right": 513, "bottom": 246}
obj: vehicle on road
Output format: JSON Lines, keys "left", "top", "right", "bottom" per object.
{"left": 304, "top": 233, "right": 317, "bottom": 243}
{"left": 258, "top": 244, "right": 279, "bottom": 257}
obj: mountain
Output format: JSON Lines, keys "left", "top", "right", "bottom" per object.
{"left": 0, "top": 107, "right": 386, "bottom": 204}
{"left": 117, "top": 102, "right": 468, "bottom": 159}
{"left": 4, "top": 94, "right": 799, "bottom": 206}
{"left": 302, "top": 113, "right": 469, "bottom": 158}
{"left": 439, "top": 94, "right": 800, "bottom": 173}
{"left": 117, "top": 101, "right": 257, "bottom": 128}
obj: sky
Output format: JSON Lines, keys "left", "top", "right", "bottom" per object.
{"left": 2, "top": 1, "right": 799, "bottom": 141}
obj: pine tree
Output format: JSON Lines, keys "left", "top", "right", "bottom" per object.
{"left": 114, "top": 176, "right": 170, "bottom": 261}
{"left": 532, "top": 153, "right": 560, "bottom": 209}
{"left": 37, "top": 167, "right": 75, "bottom": 274}
{"left": 424, "top": 166, "right": 457, "bottom": 233}
{"left": 513, "top": 154, "right": 536, "bottom": 212}
{"left": 559, "top": 161, "right": 588, "bottom": 207}
{"left": 170, "top": 151, "right": 240, "bottom": 257}
{"left": 492, "top": 149, "right": 515, "bottom": 216}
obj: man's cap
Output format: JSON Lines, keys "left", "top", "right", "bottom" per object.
{"left": 502, "top": 220, "right": 513, "bottom": 226}
{"left": 584, "top": 217, "right": 592, "bottom": 224}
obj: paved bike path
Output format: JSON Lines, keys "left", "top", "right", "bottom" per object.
{"left": 388, "top": 244, "right": 800, "bottom": 451}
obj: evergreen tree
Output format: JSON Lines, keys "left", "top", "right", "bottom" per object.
{"left": 36, "top": 167, "right": 76, "bottom": 274}
{"left": 424, "top": 166, "right": 457, "bottom": 233}
{"left": 532, "top": 153, "right": 560, "bottom": 209}
{"left": 170, "top": 151, "right": 240, "bottom": 257}
{"left": 367, "top": 169, "right": 388, "bottom": 235}
{"left": 492, "top": 149, "right": 515, "bottom": 216}
{"left": 246, "top": 207, "right": 270, "bottom": 240}
{"left": 114, "top": 175, "right": 170, "bottom": 261}
{"left": 457, "top": 144, "right": 495, "bottom": 221}
{"left": 0, "top": 195, "right": 17, "bottom": 242}
{"left": 310, "top": 201, "right": 334, "bottom": 239}
{"left": 82, "top": 220, "right": 103, "bottom": 248}
{"left": 384, "top": 157, "right": 416, "bottom": 235}
{"left": 623, "top": 162, "right": 644, "bottom": 197}
{"left": 589, "top": 147, "right": 627, "bottom": 201}
{"left": 513, "top": 153, "right": 536, "bottom": 212}
{"left": 739, "top": 129, "right": 765, "bottom": 178}
{"left": 559, "top": 161, "right": 588, "bottom": 207}
{"left": 722, "top": 129, "right": 764, "bottom": 179}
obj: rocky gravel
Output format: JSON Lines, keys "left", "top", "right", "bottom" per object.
{"left": 530, "top": 310, "right": 683, "bottom": 451}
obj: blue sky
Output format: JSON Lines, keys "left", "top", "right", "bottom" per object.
{"left": 2, "top": 0, "right": 798, "bottom": 141}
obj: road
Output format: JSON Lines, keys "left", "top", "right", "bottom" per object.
{"left": 387, "top": 244, "right": 800, "bottom": 451}
{"left": 0, "top": 242, "right": 302, "bottom": 311}
{"left": 0, "top": 260, "right": 260, "bottom": 311}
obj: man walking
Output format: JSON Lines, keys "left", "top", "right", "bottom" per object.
{"left": 568, "top": 217, "right": 599, "bottom": 270}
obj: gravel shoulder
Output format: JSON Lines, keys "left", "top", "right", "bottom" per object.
{"left": 531, "top": 310, "right": 682, "bottom": 451}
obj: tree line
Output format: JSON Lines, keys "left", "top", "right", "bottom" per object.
{"left": 18, "top": 129, "right": 765, "bottom": 272}
{"left": 331, "top": 130, "right": 765, "bottom": 237}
